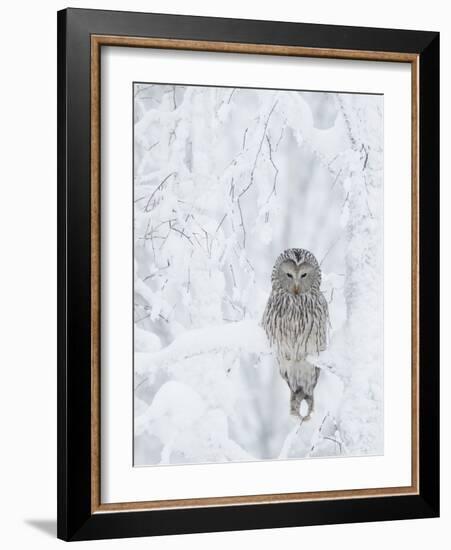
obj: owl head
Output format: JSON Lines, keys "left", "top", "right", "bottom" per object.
{"left": 271, "top": 248, "right": 321, "bottom": 295}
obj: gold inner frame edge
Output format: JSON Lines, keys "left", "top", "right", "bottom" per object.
{"left": 90, "top": 35, "right": 420, "bottom": 514}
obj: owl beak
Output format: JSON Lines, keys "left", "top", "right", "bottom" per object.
{"left": 293, "top": 285, "right": 300, "bottom": 295}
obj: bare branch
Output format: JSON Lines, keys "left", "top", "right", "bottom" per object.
{"left": 227, "top": 88, "right": 236, "bottom": 104}
{"left": 342, "top": 191, "right": 350, "bottom": 208}
{"left": 322, "top": 436, "right": 343, "bottom": 452}
{"left": 144, "top": 172, "right": 177, "bottom": 212}
{"left": 215, "top": 213, "right": 228, "bottom": 234}
{"left": 223, "top": 296, "right": 245, "bottom": 319}
{"left": 265, "top": 134, "right": 279, "bottom": 202}
{"left": 144, "top": 140, "right": 160, "bottom": 153}
{"left": 337, "top": 96, "right": 357, "bottom": 149}
{"left": 134, "top": 84, "right": 154, "bottom": 97}
{"left": 331, "top": 168, "right": 342, "bottom": 190}
{"left": 239, "top": 100, "right": 278, "bottom": 199}
{"left": 278, "top": 418, "right": 305, "bottom": 459}
{"left": 237, "top": 198, "right": 246, "bottom": 248}
{"left": 229, "top": 177, "right": 235, "bottom": 201}
{"left": 168, "top": 221, "right": 194, "bottom": 246}
{"left": 361, "top": 143, "right": 369, "bottom": 170}
{"left": 229, "top": 264, "right": 237, "bottom": 287}
{"left": 242, "top": 128, "right": 248, "bottom": 150}
{"left": 134, "top": 378, "right": 148, "bottom": 391}
{"left": 244, "top": 257, "right": 255, "bottom": 273}
{"left": 275, "top": 124, "right": 285, "bottom": 151}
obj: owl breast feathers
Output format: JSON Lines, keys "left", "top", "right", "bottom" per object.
{"left": 262, "top": 248, "right": 329, "bottom": 361}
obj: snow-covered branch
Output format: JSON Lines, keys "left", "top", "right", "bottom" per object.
{"left": 135, "top": 319, "right": 342, "bottom": 379}
{"left": 135, "top": 320, "right": 270, "bottom": 375}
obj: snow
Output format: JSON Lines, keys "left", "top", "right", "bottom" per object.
{"left": 134, "top": 326, "right": 161, "bottom": 353}
{"left": 136, "top": 381, "right": 207, "bottom": 431}
{"left": 135, "top": 320, "right": 270, "bottom": 374}
{"left": 133, "top": 83, "right": 384, "bottom": 466}
{"left": 299, "top": 400, "right": 309, "bottom": 418}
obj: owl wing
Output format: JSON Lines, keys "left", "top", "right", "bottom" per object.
{"left": 261, "top": 292, "right": 276, "bottom": 343}
{"left": 316, "top": 291, "right": 330, "bottom": 352}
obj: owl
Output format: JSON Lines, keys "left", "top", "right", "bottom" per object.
{"left": 262, "top": 248, "right": 329, "bottom": 419}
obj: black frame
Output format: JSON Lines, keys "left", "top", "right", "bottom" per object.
{"left": 57, "top": 7, "right": 439, "bottom": 541}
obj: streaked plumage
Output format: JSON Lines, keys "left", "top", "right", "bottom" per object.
{"left": 262, "top": 248, "right": 329, "bottom": 418}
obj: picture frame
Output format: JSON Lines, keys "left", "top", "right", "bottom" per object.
{"left": 57, "top": 7, "right": 439, "bottom": 541}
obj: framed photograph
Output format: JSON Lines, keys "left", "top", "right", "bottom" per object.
{"left": 57, "top": 8, "right": 439, "bottom": 541}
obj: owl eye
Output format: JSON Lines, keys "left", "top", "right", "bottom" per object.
{"left": 286, "top": 273, "right": 293, "bottom": 279}
{"left": 301, "top": 273, "right": 307, "bottom": 278}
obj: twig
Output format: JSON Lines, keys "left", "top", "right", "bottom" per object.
{"left": 229, "top": 264, "right": 237, "bottom": 287}
{"left": 134, "top": 378, "right": 148, "bottom": 391}
{"left": 320, "top": 235, "right": 342, "bottom": 267}
{"left": 136, "top": 96, "right": 161, "bottom": 105}
{"left": 328, "top": 153, "right": 339, "bottom": 170}
{"left": 135, "top": 313, "right": 150, "bottom": 323}
{"left": 168, "top": 221, "right": 193, "bottom": 246}
{"left": 142, "top": 264, "right": 170, "bottom": 282}
{"left": 278, "top": 418, "right": 305, "bottom": 459}
{"left": 203, "top": 230, "right": 210, "bottom": 257}
{"left": 237, "top": 198, "right": 246, "bottom": 248}
{"left": 307, "top": 413, "right": 329, "bottom": 457}
{"left": 329, "top": 287, "right": 335, "bottom": 304}
{"left": 337, "top": 96, "right": 357, "bottom": 149}
{"left": 134, "top": 84, "right": 153, "bottom": 97}
{"left": 342, "top": 191, "right": 350, "bottom": 208}
{"left": 215, "top": 214, "right": 228, "bottom": 234}
{"left": 227, "top": 88, "right": 236, "bottom": 104}
{"left": 331, "top": 168, "right": 342, "bottom": 190}
{"left": 144, "top": 140, "right": 160, "bottom": 153}
{"left": 242, "top": 128, "right": 248, "bottom": 150}
{"left": 265, "top": 134, "right": 279, "bottom": 202}
{"left": 361, "top": 143, "right": 369, "bottom": 171}
{"left": 158, "top": 231, "right": 170, "bottom": 251}
{"left": 191, "top": 232, "right": 204, "bottom": 250}
{"left": 239, "top": 100, "right": 278, "bottom": 198}
{"left": 224, "top": 296, "right": 245, "bottom": 318}
{"left": 229, "top": 178, "right": 235, "bottom": 201}
{"left": 186, "top": 265, "right": 191, "bottom": 294}
{"left": 244, "top": 257, "right": 255, "bottom": 273}
{"left": 144, "top": 172, "right": 177, "bottom": 212}
{"left": 275, "top": 125, "right": 285, "bottom": 151}
{"left": 168, "top": 119, "right": 180, "bottom": 146}
{"left": 322, "top": 436, "right": 343, "bottom": 452}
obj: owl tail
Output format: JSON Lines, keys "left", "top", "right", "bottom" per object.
{"left": 290, "top": 390, "right": 314, "bottom": 419}
{"left": 290, "top": 369, "right": 320, "bottom": 419}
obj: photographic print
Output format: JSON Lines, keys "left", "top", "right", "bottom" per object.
{"left": 58, "top": 11, "right": 439, "bottom": 539}
{"left": 133, "top": 82, "right": 384, "bottom": 467}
